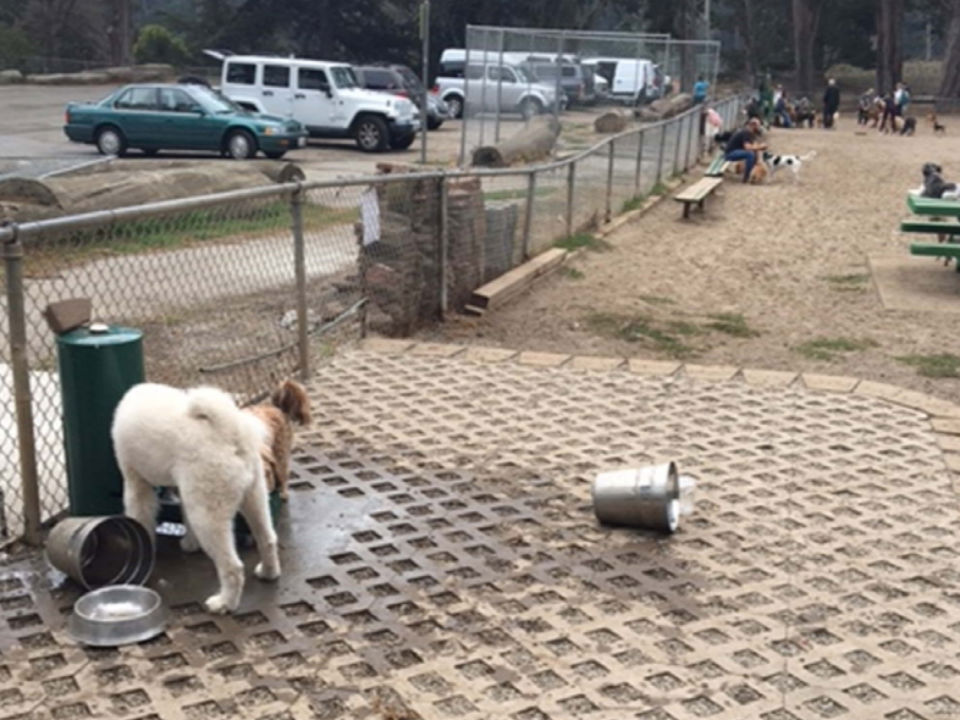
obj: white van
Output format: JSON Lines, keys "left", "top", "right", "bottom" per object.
{"left": 206, "top": 51, "right": 419, "bottom": 152}
{"left": 582, "top": 58, "right": 662, "bottom": 105}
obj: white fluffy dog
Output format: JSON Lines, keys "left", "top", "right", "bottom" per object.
{"left": 111, "top": 383, "right": 281, "bottom": 613}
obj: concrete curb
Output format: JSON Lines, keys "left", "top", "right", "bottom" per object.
{"left": 355, "top": 338, "right": 960, "bottom": 474}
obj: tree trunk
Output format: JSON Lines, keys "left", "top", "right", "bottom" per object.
{"left": 940, "top": 0, "right": 960, "bottom": 96}
{"left": 876, "top": 0, "right": 904, "bottom": 95}
{"left": 742, "top": 0, "right": 757, "bottom": 79}
{"left": 792, "top": 0, "right": 823, "bottom": 97}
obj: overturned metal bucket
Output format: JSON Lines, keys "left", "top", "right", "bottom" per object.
{"left": 592, "top": 462, "right": 694, "bottom": 533}
{"left": 46, "top": 516, "right": 154, "bottom": 589}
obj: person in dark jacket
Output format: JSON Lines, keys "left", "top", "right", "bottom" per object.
{"left": 823, "top": 78, "right": 840, "bottom": 129}
{"left": 724, "top": 117, "right": 767, "bottom": 183}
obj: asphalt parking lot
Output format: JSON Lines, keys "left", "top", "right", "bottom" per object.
{"left": 0, "top": 84, "right": 622, "bottom": 183}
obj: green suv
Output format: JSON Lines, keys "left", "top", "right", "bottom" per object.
{"left": 64, "top": 83, "right": 308, "bottom": 159}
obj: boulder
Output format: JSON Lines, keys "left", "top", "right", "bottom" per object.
{"left": 594, "top": 112, "right": 629, "bottom": 134}
{"left": 0, "top": 69, "right": 23, "bottom": 84}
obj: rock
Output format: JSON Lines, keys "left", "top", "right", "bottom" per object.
{"left": 0, "top": 69, "right": 23, "bottom": 84}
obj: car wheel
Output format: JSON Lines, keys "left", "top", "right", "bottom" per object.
{"left": 354, "top": 115, "right": 389, "bottom": 152}
{"left": 226, "top": 129, "right": 256, "bottom": 159}
{"left": 264, "top": 151, "right": 286, "bottom": 160}
{"left": 446, "top": 95, "right": 464, "bottom": 119}
{"left": 389, "top": 133, "right": 416, "bottom": 150}
{"left": 427, "top": 117, "right": 443, "bottom": 130}
{"left": 96, "top": 126, "right": 127, "bottom": 156}
{"left": 520, "top": 98, "right": 543, "bottom": 121}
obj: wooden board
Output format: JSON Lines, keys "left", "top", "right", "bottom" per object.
{"left": 675, "top": 178, "right": 723, "bottom": 203}
{"left": 907, "top": 193, "right": 960, "bottom": 217}
{"left": 901, "top": 218, "right": 960, "bottom": 234}
{"left": 910, "top": 242, "right": 960, "bottom": 258}
{"left": 468, "top": 248, "right": 566, "bottom": 313}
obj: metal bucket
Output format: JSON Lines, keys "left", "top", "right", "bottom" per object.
{"left": 592, "top": 462, "right": 683, "bottom": 532}
{"left": 46, "top": 516, "right": 154, "bottom": 589}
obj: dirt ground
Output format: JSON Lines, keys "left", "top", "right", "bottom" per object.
{"left": 421, "top": 117, "right": 960, "bottom": 404}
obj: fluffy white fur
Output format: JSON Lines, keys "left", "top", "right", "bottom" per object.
{"left": 111, "top": 383, "right": 281, "bottom": 614}
{"left": 763, "top": 150, "right": 817, "bottom": 183}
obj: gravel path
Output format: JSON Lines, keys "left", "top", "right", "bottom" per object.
{"left": 423, "top": 119, "right": 960, "bottom": 403}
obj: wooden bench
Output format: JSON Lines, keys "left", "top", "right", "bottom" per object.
{"left": 675, "top": 177, "right": 723, "bottom": 219}
{"left": 704, "top": 152, "right": 729, "bottom": 177}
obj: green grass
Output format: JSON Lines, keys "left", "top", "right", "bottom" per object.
{"left": 560, "top": 266, "right": 584, "bottom": 280}
{"left": 621, "top": 195, "right": 647, "bottom": 213}
{"left": 707, "top": 313, "right": 761, "bottom": 338}
{"left": 896, "top": 353, "right": 960, "bottom": 378}
{"left": 555, "top": 233, "right": 612, "bottom": 252}
{"left": 794, "top": 337, "right": 878, "bottom": 361}
{"left": 483, "top": 186, "right": 557, "bottom": 202}
{"left": 822, "top": 273, "right": 871, "bottom": 292}
{"left": 585, "top": 312, "right": 697, "bottom": 359}
{"left": 650, "top": 182, "right": 668, "bottom": 196}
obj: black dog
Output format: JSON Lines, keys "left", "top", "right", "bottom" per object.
{"left": 919, "top": 162, "right": 957, "bottom": 199}
{"left": 900, "top": 116, "right": 917, "bottom": 136}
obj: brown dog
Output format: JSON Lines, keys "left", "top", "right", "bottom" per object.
{"left": 929, "top": 113, "right": 947, "bottom": 135}
{"left": 245, "top": 380, "right": 311, "bottom": 500}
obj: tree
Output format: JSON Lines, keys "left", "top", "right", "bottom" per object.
{"left": 941, "top": 0, "right": 960, "bottom": 95}
{"left": 792, "top": 0, "right": 824, "bottom": 94}
{"left": 876, "top": 0, "right": 904, "bottom": 93}
{"left": 132, "top": 24, "right": 189, "bottom": 65}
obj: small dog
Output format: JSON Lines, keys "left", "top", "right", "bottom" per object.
{"left": 244, "top": 380, "right": 311, "bottom": 500}
{"left": 748, "top": 162, "right": 768, "bottom": 184}
{"left": 914, "top": 162, "right": 959, "bottom": 199}
{"left": 899, "top": 116, "right": 917, "bottom": 136}
{"left": 112, "top": 383, "right": 281, "bottom": 614}
{"left": 761, "top": 150, "right": 817, "bottom": 183}
{"left": 929, "top": 113, "right": 947, "bottom": 135}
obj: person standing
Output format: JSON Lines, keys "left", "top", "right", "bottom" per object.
{"left": 896, "top": 83, "right": 911, "bottom": 117}
{"left": 693, "top": 75, "right": 709, "bottom": 104}
{"left": 723, "top": 117, "right": 767, "bottom": 183}
{"left": 879, "top": 91, "right": 897, "bottom": 133}
{"left": 823, "top": 78, "right": 840, "bottom": 129}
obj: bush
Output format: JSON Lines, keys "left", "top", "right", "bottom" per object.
{"left": 133, "top": 24, "right": 189, "bottom": 66}
{"left": 0, "top": 24, "right": 33, "bottom": 70}
{"left": 826, "top": 60, "right": 944, "bottom": 95}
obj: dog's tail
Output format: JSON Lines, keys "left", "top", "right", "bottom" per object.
{"left": 187, "top": 386, "right": 259, "bottom": 457}
{"left": 271, "top": 379, "right": 311, "bottom": 426}
{"left": 800, "top": 150, "right": 817, "bottom": 162}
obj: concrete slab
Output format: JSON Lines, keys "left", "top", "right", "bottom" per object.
{"left": 3, "top": 350, "right": 960, "bottom": 720}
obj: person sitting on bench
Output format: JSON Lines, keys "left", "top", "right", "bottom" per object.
{"left": 724, "top": 118, "right": 767, "bottom": 183}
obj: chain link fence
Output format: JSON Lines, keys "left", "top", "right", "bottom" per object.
{"left": 454, "top": 26, "right": 721, "bottom": 165}
{"left": 0, "top": 94, "right": 743, "bottom": 543}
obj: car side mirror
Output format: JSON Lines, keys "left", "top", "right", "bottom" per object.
{"left": 192, "top": 106, "right": 206, "bottom": 115}
{"left": 320, "top": 84, "right": 332, "bottom": 98}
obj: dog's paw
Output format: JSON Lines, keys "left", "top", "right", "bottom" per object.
{"left": 204, "top": 594, "right": 234, "bottom": 614}
{"left": 180, "top": 534, "right": 200, "bottom": 553}
{"left": 255, "top": 562, "right": 281, "bottom": 581}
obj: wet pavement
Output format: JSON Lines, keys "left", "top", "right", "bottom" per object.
{"left": 3, "top": 344, "right": 960, "bottom": 719}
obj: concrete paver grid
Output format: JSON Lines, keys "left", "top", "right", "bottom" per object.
{"left": 1, "top": 348, "right": 960, "bottom": 720}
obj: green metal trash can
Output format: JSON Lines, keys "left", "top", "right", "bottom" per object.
{"left": 57, "top": 324, "right": 144, "bottom": 516}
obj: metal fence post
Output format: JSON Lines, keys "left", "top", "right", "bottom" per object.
{"left": 634, "top": 129, "right": 645, "bottom": 196}
{"left": 522, "top": 170, "right": 536, "bottom": 259}
{"left": 439, "top": 173, "right": 449, "bottom": 318}
{"left": 672, "top": 114, "right": 684, "bottom": 177}
{"left": 605, "top": 139, "right": 615, "bottom": 223}
{"left": 290, "top": 186, "right": 310, "bottom": 380}
{"left": 565, "top": 160, "right": 576, "bottom": 238}
{"left": 4, "top": 232, "right": 41, "bottom": 546}
{"left": 655, "top": 123, "right": 667, "bottom": 185}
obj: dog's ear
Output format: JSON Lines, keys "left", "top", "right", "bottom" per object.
{"left": 271, "top": 380, "right": 312, "bottom": 425}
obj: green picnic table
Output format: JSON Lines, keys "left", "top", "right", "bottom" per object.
{"left": 907, "top": 193, "right": 960, "bottom": 217}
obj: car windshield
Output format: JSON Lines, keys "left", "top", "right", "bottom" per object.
{"left": 514, "top": 66, "right": 534, "bottom": 84}
{"left": 330, "top": 66, "right": 358, "bottom": 89}
{"left": 188, "top": 85, "right": 239, "bottom": 113}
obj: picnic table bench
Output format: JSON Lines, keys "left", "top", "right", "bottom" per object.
{"left": 675, "top": 177, "right": 723, "bottom": 219}
{"left": 903, "top": 196, "right": 960, "bottom": 269}
{"left": 704, "top": 152, "right": 729, "bottom": 177}
{"left": 907, "top": 193, "right": 960, "bottom": 217}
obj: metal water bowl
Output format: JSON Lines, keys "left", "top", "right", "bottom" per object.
{"left": 68, "top": 585, "right": 166, "bottom": 646}
{"left": 592, "top": 462, "right": 696, "bottom": 533}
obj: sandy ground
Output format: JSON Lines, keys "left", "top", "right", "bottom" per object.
{"left": 422, "top": 117, "right": 960, "bottom": 404}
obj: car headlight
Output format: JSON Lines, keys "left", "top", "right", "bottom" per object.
{"left": 261, "top": 126, "right": 277, "bottom": 135}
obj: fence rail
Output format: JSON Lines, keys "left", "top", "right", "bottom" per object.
{"left": 0, "top": 96, "right": 742, "bottom": 543}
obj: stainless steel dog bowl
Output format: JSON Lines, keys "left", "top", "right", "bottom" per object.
{"left": 592, "top": 462, "right": 684, "bottom": 532}
{"left": 68, "top": 585, "right": 166, "bottom": 646}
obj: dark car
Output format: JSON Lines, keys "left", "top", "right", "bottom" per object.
{"left": 523, "top": 60, "right": 596, "bottom": 106}
{"left": 64, "top": 83, "right": 306, "bottom": 159}
{"left": 353, "top": 64, "right": 449, "bottom": 130}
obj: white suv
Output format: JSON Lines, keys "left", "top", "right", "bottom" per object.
{"left": 207, "top": 52, "right": 419, "bottom": 152}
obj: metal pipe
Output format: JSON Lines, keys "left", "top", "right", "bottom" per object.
{"left": 655, "top": 123, "right": 667, "bottom": 184}
{"left": 605, "top": 140, "right": 615, "bottom": 223}
{"left": 3, "top": 233, "right": 41, "bottom": 546}
{"left": 439, "top": 174, "right": 449, "bottom": 318}
{"left": 495, "top": 29, "right": 504, "bottom": 143}
{"left": 555, "top": 33, "right": 564, "bottom": 125}
{"left": 672, "top": 114, "right": 683, "bottom": 177}
{"left": 565, "top": 161, "right": 576, "bottom": 238}
{"left": 634, "top": 129, "right": 645, "bottom": 196}
{"left": 522, "top": 170, "right": 536, "bottom": 259}
{"left": 291, "top": 186, "right": 310, "bottom": 380}
{"left": 458, "top": 40, "right": 471, "bottom": 166}
{"left": 419, "top": 0, "right": 430, "bottom": 164}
